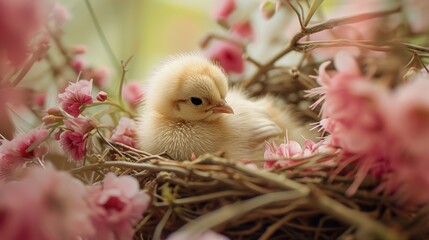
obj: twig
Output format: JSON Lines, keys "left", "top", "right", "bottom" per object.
{"left": 118, "top": 56, "right": 133, "bottom": 106}
{"left": 84, "top": 99, "right": 136, "bottom": 118}
{"left": 242, "top": 6, "right": 401, "bottom": 87}
{"left": 155, "top": 190, "right": 253, "bottom": 207}
{"left": 310, "top": 187, "right": 406, "bottom": 240}
{"left": 10, "top": 44, "right": 49, "bottom": 87}
{"left": 69, "top": 160, "right": 189, "bottom": 175}
{"left": 153, "top": 207, "right": 172, "bottom": 240}
{"left": 175, "top": 190, "right": 306, "bottom": 238}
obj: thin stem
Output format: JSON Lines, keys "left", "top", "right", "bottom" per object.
{"left": 199, "top": 33, "right": 245, "bottom": 50}
{"left": 153, "top": 207, "right": 172, "bottom": 240}
{"left": 286, "top": 1, "right": 305, "bottom": 30}
{"left": 84, "top": 0, "right": 120, "bottom": 72}
{"left": 118, "top": 56, "right": 133, "bottom": 106}
{"left": 10, "top": 45, "right": 49, "bottom": 87}
{"left": 84, "top": 100, "right": 136, "bottom": 118}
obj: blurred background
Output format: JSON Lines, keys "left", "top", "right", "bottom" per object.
{"left": 58, "top": 0, "right": 220, "bottom": 79}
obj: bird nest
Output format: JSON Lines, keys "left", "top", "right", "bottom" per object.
{"left": 70, "top": 142, "right": 421, "bottom": 240}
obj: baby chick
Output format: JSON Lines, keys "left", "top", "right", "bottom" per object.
{"left": 137, "top": 54, "right": 308, "bottom": 161}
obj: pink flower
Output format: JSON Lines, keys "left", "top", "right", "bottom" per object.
{"left": 64, "top": 117, "right": 95, "bottom": 133}
{"left": 390, "top": 76, "right": 429, "bottom": 158}
{"left": 33, "top": 92, "right": 47, "bottom": 108}
{"left": 87, "top": 173, "right": 150, "bottom": 240}
{"left": 58, "top": 79, "right": 93, "bottom": 117}
{"left": 0, "top": 164, "right": 95, "bottom": 240}
{"left": 167, "top": 230, "right": 230, "bottom": 240}
{"left": 0, "top": 128, "right": 48, "bottom": 181}
{"left": 89, "top": 67, "right": 110, "bottom": 90}
{"left": 50, "top": 3, "right": 70, "bottom": 30}
{"left": 59, "top": 118, "right": 94, "bottom": 161}
{"left": 212, "top": 0, "right": 236, "bottom": 22}
{"left": 122, "top": 82, "right": 145, "bottom": 108}
{"left": 111, "top": 117, "right": 138, "bottom": 148}
{"left": 70, "top": 57, "right": 85, "bottom": 73}
{"left": 0, "top": 0, "right": 54, "bottom": 66}
{"left": 264, "top": 141, "right": 299, "bottom": 169}
{"left": 231, "top": 20, "right": 254, "bottom": 41}
{"left": 309, "top": 54, "right": 390, "bottom": 154}
{"left": 204, "top": 41, "right": 244, "bottom": 74}
{"left": 308, "top": 53, "right": 401, "bottom": 196}
{"left": 59, "top": 131, "right": 86, "bottom": 161}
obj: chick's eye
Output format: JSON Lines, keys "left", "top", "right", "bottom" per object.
{"left": 190, "top": 97, "right": 203, "bottom": 106}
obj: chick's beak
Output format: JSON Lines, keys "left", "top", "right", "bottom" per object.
{"left": 211, "top": 100, "right": 234, "bottom": 114}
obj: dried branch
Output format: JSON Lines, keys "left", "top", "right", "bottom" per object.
{"left": 242, "top": 6, "right": 401, "bottom": 87}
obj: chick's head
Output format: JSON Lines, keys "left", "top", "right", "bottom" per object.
{"left": 145, "top": 54, "right": 234, "bottom": 121}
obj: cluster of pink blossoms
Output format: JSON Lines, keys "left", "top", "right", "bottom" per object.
{"left": 56, "top": 79, "right": 142, "bottom": 161}
{"left": 0, "top": 165, "right": 151, "bottom": 240}
{"left": 204, "top": 0, "right": 258, "bottom": 74}
{"left": 111, "top": 117, "right": 138, "bottom": 148}
{"left": 0, "top": 128, "right": 48, "bottom": 181}
{"left": 264, "top": 138, "right": 336, "bottom": 169}
{"left": 306, "top": 52, "right": 429, "bottom": 204}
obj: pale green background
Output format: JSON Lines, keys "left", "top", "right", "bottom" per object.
{"left": 58, "top": 0, "right": 220, "bottom": 80}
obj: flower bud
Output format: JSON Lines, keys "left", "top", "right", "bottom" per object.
{"left": 46, "top": 107, "right": 64, "bottom": 117}
{"left": 70, "top": 58, "right": 85, "bottom": 73}
{"left": 260, "top": 0, "right": 277, "bottom": 20}
{"left": 42, "top": 115, "right": 64, "bottom": 124}
{"left": 72, "top": 45, "right": 87, "bottom": 55}
{"left": 96, "top": 91, "right": 108, "bottom": 101}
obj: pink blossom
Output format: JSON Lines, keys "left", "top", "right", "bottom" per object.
{"left": 231, "top": 20, "right": 254, "bottom": 41}
{"left": 58, "top": 79, "right": 93, "bottom": 117}
{"left": 0, "top": 0, "right": 53, "bottom": 66}
{"left": 122, "top": 82, "right": 144, "bottom": 108}
{"left": 64, "top": 117, "right": 95, "bottom": 133}
{"left": 59, "top": 131, "right": 86, "bottom": 161}
{"left": 0, "top": 165, "right": 95, "bottom": 240}
{"left": 72, "top": 44, "right": 87, "bottom": 55}
{"left": 167, "top": 230, "right": 230, "bottom": 240}
{"left": 86, "top": 173, "right": 151, "bottom": 240}
{"left": 392, "top": 160, "right": 429, "bottom": 205}
{"left": 59, "top": 118, "right": 94, "bottom": 161}
{"left": 70, "top": 58, "right": 85, "bottom": 73}
{"left": 390, "top": 76, "right": 429, "bottom": 158}
{"left": 204, "top": 41, "right": 244, "bottom": 74}
{"left": 308, "top": 54, "right": 402, "bottom": 196}
{"left": 89, "top": 67, "right": 110, "bottom": 89}
{"left": 309, "top": 55, "right": 390, "bottom": 154}
{"left": 212, "top": 0, "right": 236, "bottom": 22}
{"left": 264, "top": 141, "right": 303, "bottom": 169}
{"left": 0, "top": 128, "right": 48, "bottom": 181}
{"left": 33, "top": 92, "right": 47, "bottom": 108}
{"left": 111, "top": 117, "right": 138, "bottom": 148}
{"left": 382, "top": 75, "right": 429, "bottom": 204}
{"left": 50, "top": 3, "right": 70, "bottom": 30}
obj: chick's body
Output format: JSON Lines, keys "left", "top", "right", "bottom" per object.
{"left": 137, "top": 54, "right": 305, "bottom": 161}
